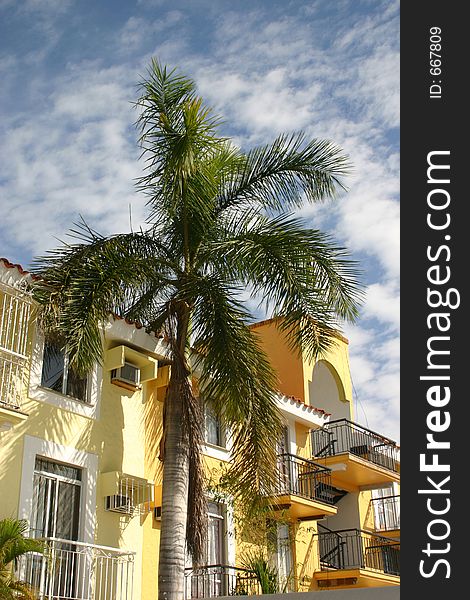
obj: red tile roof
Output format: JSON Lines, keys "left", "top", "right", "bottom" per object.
{"left": 0, "top": 257, "right": 39, "bottom": 280}
{"left": 283, "top": 393, "right": 331, "bottom": 417}
{"left": 111, "top": 313, "right": 164, "bottom": 339}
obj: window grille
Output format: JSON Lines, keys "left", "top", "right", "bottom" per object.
{"left": 0, "top": 281, "right": 32, "bottom": 411}
{"left": 103, "top": 473, "right": 154, "bottom": 516}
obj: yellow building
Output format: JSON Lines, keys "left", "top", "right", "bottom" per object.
{"left": 0, "top": 257, "right": 399, "bottom": 598}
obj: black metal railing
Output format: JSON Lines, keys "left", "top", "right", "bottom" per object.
{"left": 317, "top": 527, "right": 400, "bottom": 576}
{"left": 311, "top": 419, "right": 400, "bottom": 473}
{"left": 184, "top": 565, "right": 261, "bottom": 598}
{"left": 276, "top": 453, "right": 335, "bottom": 505}
{"left": 370, "top": 495, "right": 400, "bottom": 532}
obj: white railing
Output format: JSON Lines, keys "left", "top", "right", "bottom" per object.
{"left": 0, "top": 281, "right": 32, "bottom": 411}
{"left": 18, "top": 538, "right": 135, "bottom": 600}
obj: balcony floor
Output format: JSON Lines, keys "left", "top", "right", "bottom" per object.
{"left": 374, "top": 528, "right": 400, "bottom": 539}
{"left": 313, "top": 567, "right": 400, "bottom": 590}
{"left": 316, "top": 453, "right": 400, "bottom": 491}
{"left": 270, "top": 493, "right": 338, "bottom": 519}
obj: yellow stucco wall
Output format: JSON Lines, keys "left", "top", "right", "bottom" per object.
{"left": 250, "top": 319, "right": 305, "bottom": 401}
{"left": 295, "top": 422, "right": 311, "bottom": 458}
{"left": 305, "top": 339, "right": 353, "bottom": 420}
{"left": 1, "top": 265, "right": 398, "bottom": 597}
{"left": 250, "top": 318, "right": 353, "bottom": 420}
{"left": 0, "top": 289, "right": 163, "bottom": 600}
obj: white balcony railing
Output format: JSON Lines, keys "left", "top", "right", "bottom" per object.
{"left": 18, "top": 537, "right": 135, "bottom": 600}
{"left": 0, "top": 280, "right": 32, "bottom": 411}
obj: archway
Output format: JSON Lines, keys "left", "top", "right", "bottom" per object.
{"left": 309, "top": 360, "right": 350, "bottom": 420}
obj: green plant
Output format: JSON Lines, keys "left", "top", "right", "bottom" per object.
{"left": 0, "top": 518, "right": 43, "bottom": 600}
{"left": 241, "top": 550, "right": 278, "bottom": 594}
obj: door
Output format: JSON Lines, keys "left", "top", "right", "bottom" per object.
{"left": 190, "top": 502, "right": 226, "bottom": 598}
{"left": 275, "top": 523, "right": 293, "bottom": 592}
{"left": 29, "top": 457, "right": 83, "bottom": 599}
{"left": 372, "top": 485, "right": 398, "bottom": 531}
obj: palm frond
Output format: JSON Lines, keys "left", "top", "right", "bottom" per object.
{"left": 200, "top": 212, "right": 363, "bottom": 359}
{"left": 185, "top": 275, "right": 284, "bottom": 506}
{"left": 32, "top": 223, "right": 173, "bottom": 374}
{"left": 217, "top": 132, "right": 351, "bottom": 213}
{"left": 0, "top": 519, "right": 43, "bottom": 600}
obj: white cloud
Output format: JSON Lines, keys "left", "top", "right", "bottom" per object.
{"left": 117, "top": 12, "right": 184, "bottom": 55}
{"left": 0, "top": 0, "right": 400, "bottom": 439}
{"left": 363, "top": 282, "right": 400, "bottom": 328}
{"left": 0, "top": 61, "right": 148, "bottom": 257}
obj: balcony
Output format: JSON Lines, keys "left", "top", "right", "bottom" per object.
{"left": 184, "top": 565, "right": 261, "bottom": 598}
{"left": 18, "top": 537, "right": 135, "bottom": 600}
{"left": 366, "top": 495, "right": 400, "bottom": 538}
{"left": 270, "top": 453, "right": 339, "bottom": 519}
{"left": 311, "top": 419, "right": 400, "bottom": 490}
{"left": 312, "top": 527, "right": 400, "bottom": 589}
{"left": 0, "top": 280, "right": 32, "bottom": 428}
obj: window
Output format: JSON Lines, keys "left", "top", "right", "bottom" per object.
{"left": 41, "top": 341, "right": 88, "bottom": 403}
{"left": 191, "top": 502, "right": 227, "bottom": 597}
{"left": 268, "top": 523, "right": 293, "bottom": 592}
{"left": 31, "top": 456, "right": 82, "bottom": 541}
{"left": 204, "top": 404, "right": 226, "bottom": 448}
{"left": 186, "top": 499, "right": 235, "bottom": 598}
{"left": 0, "top": 281, "right": 32, "bottom": 411}
{"left": 371, "top": 484, "right": 400, "bottom": 531}
{"left": 206, "top": 502, "right": 225, "bottom": 565}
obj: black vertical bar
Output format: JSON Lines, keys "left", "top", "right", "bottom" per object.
{"left": 402, "top": 3, "right": 464, "bottom": 598}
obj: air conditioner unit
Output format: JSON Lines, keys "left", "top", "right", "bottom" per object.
{"left": 153, "top": 506, "right": 162, "bottom": 521}
{"left": 111, "top": 362, "right": 141, "bottom": 390}
{"left": 105, "top": 494, "right": 133, "bottom": 514}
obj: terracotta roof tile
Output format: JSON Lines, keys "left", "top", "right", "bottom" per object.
{"left": 0, "top": 257, "right": 39, "bottom": 280}
{"left": 111, "top": 313, "right": 164, "bottom": 339}
{"left": 282, "top": 394, "right": 331, "bottom": 417}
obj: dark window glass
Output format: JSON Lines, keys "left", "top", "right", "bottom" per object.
{"left": 31, "top": 458, "right": 82, "bottom": 541}
{"left": 41, "top": 343, "right": 65, "bottom": 393}
{"left": 41, "top": 342, "right": 88, "bottom": 403}
{"left": 35, "top": 457, "right": 82, "bottom": 481}
{"left": 66, "top": 369, "right": 88, "bottom": 402}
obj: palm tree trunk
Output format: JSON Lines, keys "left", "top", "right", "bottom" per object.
{"left": 158, "top": 305, "right": 192, "bottom": 600}
{"left": 158, "top": 379, "right": 190, "bottom": 600}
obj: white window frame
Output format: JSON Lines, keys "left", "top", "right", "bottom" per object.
{"left": 202, "top": 405, "right": 232, "bottom": 461}
{"left": 204, "top": 406, "right": 226, "bottom": 449}
{"left": 206, "top": 495, "right": 235, "bottom": 567}
{"left": 18, "top": 435, "right": 98, "bottom": 544}
{"left": 31, "top": 457, "right": 83, "bottom": 540}
{"left": 29, "top": 330, "right": 101, "bottom": 420}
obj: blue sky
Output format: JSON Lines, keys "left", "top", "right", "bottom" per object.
{"left": 0, "top": 0, "right": 400, "bottom": 441}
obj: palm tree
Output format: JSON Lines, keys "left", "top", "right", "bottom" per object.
{"left": 32, "top": 60, "right": 362, "bottom": 599}
{"left": 0, "top": 518, "right": 43, "bottom": 600}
